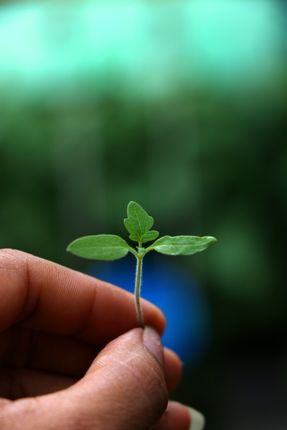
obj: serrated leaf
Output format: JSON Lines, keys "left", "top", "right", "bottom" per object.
{"left": 150, "top": 235, "right": 217, "bottom": 256}
{"left": 124, "top": 201, "right": 155, "bottom": 243}
{"left": 141, "top": 230, "right": 159, "bottom": 243}
{"left": 67, "top": 234, "right": 131, "bottom": 261}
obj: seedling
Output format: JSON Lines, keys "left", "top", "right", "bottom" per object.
{"left": 67, "top": 201, "right": 217, "bottom": 327}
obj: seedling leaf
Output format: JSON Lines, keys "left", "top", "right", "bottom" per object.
{"left": 141, "top": 230, "right": 159, "bottom": 243}
{"left": 67, "top": 234, "right": 131, "bottom": 261}
{"left": 124, "top": 201, "right": 156, "bottom": 243}
{"left": 150, "top": 235, "right": 217, "bottom": 256}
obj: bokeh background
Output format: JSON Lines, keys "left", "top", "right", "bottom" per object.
{"left": 0, "top": 1, "right": 287, "bottom": 429}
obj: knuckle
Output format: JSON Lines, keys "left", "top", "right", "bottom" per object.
{"left": 0, "top": 397, "right": 38, "bottom": 430}
{"left": 0, "top": 249, "right": 31, "bottom": 323}
{"left": 0, "top": 249, "right": 29, "bottom": 269}
{"left": 0, "top": 399, "right": 13, "bottom": 429}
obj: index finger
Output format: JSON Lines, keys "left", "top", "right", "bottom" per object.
{"left": 0, "top": 249, "right": 166, "bottom": 344}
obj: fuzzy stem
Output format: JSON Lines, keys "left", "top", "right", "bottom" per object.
{"left": 134, "top": 255, "right": 144, "bottom": 328}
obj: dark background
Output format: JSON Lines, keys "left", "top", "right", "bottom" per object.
{"left": 0, "top": 1, "right": 286, "bottom": 429}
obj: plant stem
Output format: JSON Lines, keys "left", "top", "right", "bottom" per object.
{"left": 134, "top": 255, "right": 144, "bottom": 328}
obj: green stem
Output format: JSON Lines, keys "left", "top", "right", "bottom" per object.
{"left": 134, "top": 255, "right": 144, "bottom": 328}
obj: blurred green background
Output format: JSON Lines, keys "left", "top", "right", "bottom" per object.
{"left": 0, "top": 1, "right": 287, "bottom": 429}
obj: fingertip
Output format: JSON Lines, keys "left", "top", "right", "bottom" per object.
{"left": 153, "top": 401, "right": 191, "bottom": 430}
{"left": 164, "top": 347, "right": 182, "bottom": 367}
{"left": 164, "top": 347, "right": 183, "bottom": 391}
{"left": 187, "top": 407, "right": 205, "bottom": 430}
{"left": 143, "top": 327, "right": 164, "bottom": 367}
{"left": 153, "top": 402, "right": 205, "bottom": 430}
{"left": 142, "top": 299, "right": 166, "bottom": 335}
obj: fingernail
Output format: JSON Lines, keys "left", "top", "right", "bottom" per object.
{"left": 188, "top": 407, "right": 205, "bottom": 430}
{"left": 143, "top": 326, "right": 164, "bottom": 367}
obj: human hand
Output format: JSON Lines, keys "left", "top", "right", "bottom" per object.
{"left": 0, "top": 249, "right": 205, "bottom": 429}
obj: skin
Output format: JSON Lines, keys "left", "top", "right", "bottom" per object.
{"left": 0, "top": 249, "right": 191, "bottom": 430}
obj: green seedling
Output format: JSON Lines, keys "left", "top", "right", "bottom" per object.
{"left": 67, "top": 201, "right": 217, "bottom": 328}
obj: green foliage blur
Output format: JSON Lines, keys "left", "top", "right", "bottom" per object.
{"left": 0, "top": 1, "right": 287, "bottom": 428}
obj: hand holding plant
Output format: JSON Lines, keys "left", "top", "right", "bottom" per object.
{"left": 0, "top": 249, "right": 205, "bottom": 429}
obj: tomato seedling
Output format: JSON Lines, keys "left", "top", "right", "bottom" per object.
{"left": 67, "top": 201, "right": 217, "bottom": 327}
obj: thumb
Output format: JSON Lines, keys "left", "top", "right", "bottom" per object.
{"left": 2, "top": 327, "right": 168, "bottom": 430}
{"left": 70, "top": 326, "right": 168, "bottom": 430}
{"left": 74, "top": 327, "right": 168, "bottom": 430}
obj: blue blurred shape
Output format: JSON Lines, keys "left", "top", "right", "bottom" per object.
{"left": 88, "top": 254, "right": 211, "bottom": 366}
